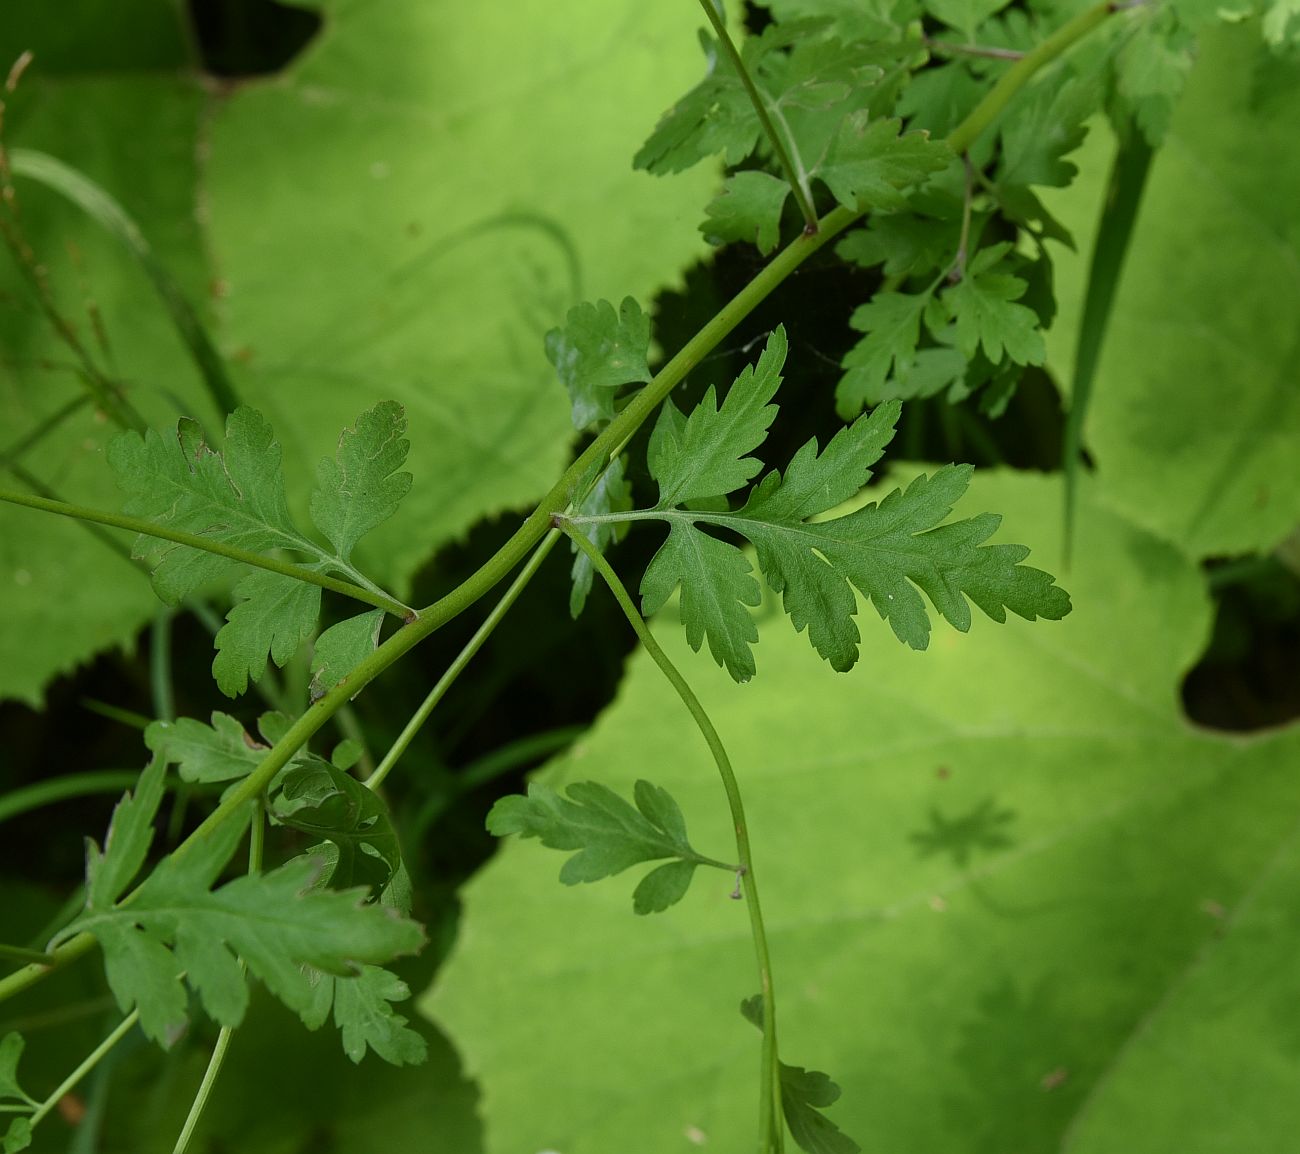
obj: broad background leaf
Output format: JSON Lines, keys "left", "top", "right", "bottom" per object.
{"left": 1042, "top": 24, "right": 1300, "bottom": 557}
{"left": 427, "top": 469, "right": 1300, "bottom": 1154}
{"left": 0, "top": 0, "right": 727, "bottom": 703}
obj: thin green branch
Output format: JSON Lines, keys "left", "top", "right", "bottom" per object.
{"left": 946, "top": 0, "right": 1117, "bottom": 155}
{"left": 365, "top": 529, "right": 561, "bottom": 792}
{"left": 25, "top": 1010, "right": 140, "bottom": 1129}
{"left": 0, "top": 771, "right": 167, "bottom": 826}
{"left": 558, "top": 519, "right": 783, "bottom": 1152}
{"left": 0, "top": 1, "right": 1121, "bottom": 1009}
{"left": 171, "top": 803, "right": 262, "bottom": 1154}
{"left": 0, "top": 943, "right": 56, "bottom": 967}
{"left": 696, "top": 0, "right": 818, "bottom": 232}
{"left": 0, "top": 485, "right": 412, "bottom": 618}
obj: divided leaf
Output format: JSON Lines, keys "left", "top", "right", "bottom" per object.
{"left": 86, "top": 757, "right": 168, "bottom": 909}
{"left": 303, "top": 965, "right": 428, "bottom": 1067}
{"left": 939, "top": 243, "right": 1046, "bottom": 366}
{"left": 212, "top": 571, "right": 321, "bottom": 698}
{"left": 0, "top": 1034, "right": 36, "bottom": 1110}
{"left": 310, "top": 400, "right": 413, "bottom": 564}
{"left": 310, "top": 609, "right": 386, "bottom": 701}
{"left": 650, "top": 326, "right": 787, "bottom": 508}
{"left": 60, "top": 768, "right": 424, "bottom": 1048}
{"left": 545, "top": 297, "right": 652, "bottom": 430}
{"left": 740, "top": 996, "right": 861, "bottom": 1154}
{"left": 271, "top": 756, "right": 401, "bottom": 893}
{"left": 703, "top": 170, "right": 792, "bottom": 256}
{"left": 487, "top": 779, "right": 724, "bottom": 914}
{"left": 625, "top": 332, "right": 1069, "bottom": 679}
{"left": 109, "top": 404, "right": 410, "bottom": 699}
{"left": 144, "top": 711, "right": 267, "bottom": 783}
{"left": 817, "top": 112, "right": 952, "bottom": 213}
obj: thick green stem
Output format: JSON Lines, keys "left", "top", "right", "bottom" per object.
{"left": 0, "top": 0, "right": 1120, "bottom": 1008}
{"left": 558, "top": 520, "right": 783, "bottom": 1153}
{"left": 0, "top": 485, "right": 411, "bottom": 618}
{"left": 365, "top": 530, "right": 561, "bottom": 792}
{"left": 696, "top": 0, "right": 818, "bottom": 231}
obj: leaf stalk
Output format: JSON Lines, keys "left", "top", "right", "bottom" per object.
{"left": 695, "top": 0, "right": 819, "bottom": 232}
{"left": 558, "top": 518, "right": 783, "bottom": 1152}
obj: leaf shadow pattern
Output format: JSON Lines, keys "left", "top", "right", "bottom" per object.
{"left": 909, "top": 796, "right": 1017, "bottom": 869}
{"left": 943, "top": 976, "right": 1088, "bottom": 1154}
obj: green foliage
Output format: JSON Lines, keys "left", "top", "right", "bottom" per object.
{"left": 624, "top": 328, "right": 1068, "bottom": 679}
{"left": 740, "top": 996, "right": 860, "bottom": 1154}
{"left": 1043, "top": 25, "right": 1300, "bottom": 557}
{"left": 108, "top": 402, "right": 409, "bottom": 697}
{"left": 144, "top": 712, "right": 272, "bottom": 783}
{"left": 56, "top": 760, "right": 424, "bottom": 1049}
{"left": 0, "top": 1034, "right": 35, "bottom": 1109}
{"left": 4, "top": 5, "right": 1300, "bottom": 1154}
{"left": 488, "top": 779, "right": 726, "bottom": 914}
{"left": 271, "top": 756, "right": 402, "bottom": 893}
{"left": 546, "top": 297, "right": 653, "bottom": 431}
{"left": 0, "top": 0, "right": 717, "bottom": 707}
{"left": 430, "top": 472, "right": 1300, "bottom": 1154}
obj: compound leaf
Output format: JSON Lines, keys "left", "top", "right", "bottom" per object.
{"left": 703, "top": 170, "right": 792, "bottom": 255}
{"left": 212, "top": 571, "right": 321, "bottom": 699}
{"left": 546, "top": 298, "right": 653, "bottom": 431}
{"left": 310, "top": 609, "right": 386, "bottom": 702}
{"left": 310, "top": 401, "right": 413, "bottom": 565}
{"left": 86, "top": 757, "right": 167, "bottom": 910}
{"left": 271, "top": 756, "right": 401, "bottom": 893}
{"left": 60, "top": 799, "right": 424, "bottom": 1047}
{"left": 740, "top": 995, "right": 861, "bottom": 1154}
{"left": 650, "top": 327, "right": 787, "bottom": 509}
{"left": 144, "top": 712, "right": 267, "bottom": 784}
{"left": 838, "top": 290, "right": 932, "bottom": 417}
{"left": 817, "top": 112, "right": 952, "bottom": 213}
{"left": 632, "top": 338, "right": 1067, "bottom": 679}
{"left": 487, "top": 779, "right": 720, "bottom": 913}
{"left": 107, "top": 411, "right": 292, "bottom": 604}
{"left": 321, "top": 965, "right": 428, "bottom": 1066}
{"left": 941, "top": 244, "right": 1046, "bottom": 366}
{"left": 0, "top": 1034, "right": 36, "bottom": 1109}
{"left": 634, "top": 33, "right": 761, "bottom": 174}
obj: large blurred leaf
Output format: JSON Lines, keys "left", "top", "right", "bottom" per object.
{"left": 426, "top": 469, "right": 1300, "bottom": 1154}
{"left": 1043, "top": 24, "right": 1300, "bottom": 558}
{"left": 0, "top": 0, "right": 722, "bottom": 702}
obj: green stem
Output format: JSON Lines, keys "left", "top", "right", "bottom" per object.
{"left": 0, "top": 2, "right": 1120, "bottom": 1009}
{"left": 0, "top": 485, "right": 411, "bottom": 618}
{"left": 26, "top": 1010, "right": 140, "bottom": 1129}
{"left": 171, "top": 803, "right": 262, "bottom": 1154}
{"left": 696, "top": 0, "right": 818, "bottom": 232}
{"left": 0, "top": 771, "right": 160, "bottom": 826}
{"left": 558, "top": 520, "right": 783, "bottom": 1153}
{"left": 0, "top": 943, "right": 56, "bottom": 967}
{"left": 946, "top": 0, "right": 1118, "bottom": 156}
{"left": 365, "top": 529, "right": 561, "bottom": 792}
